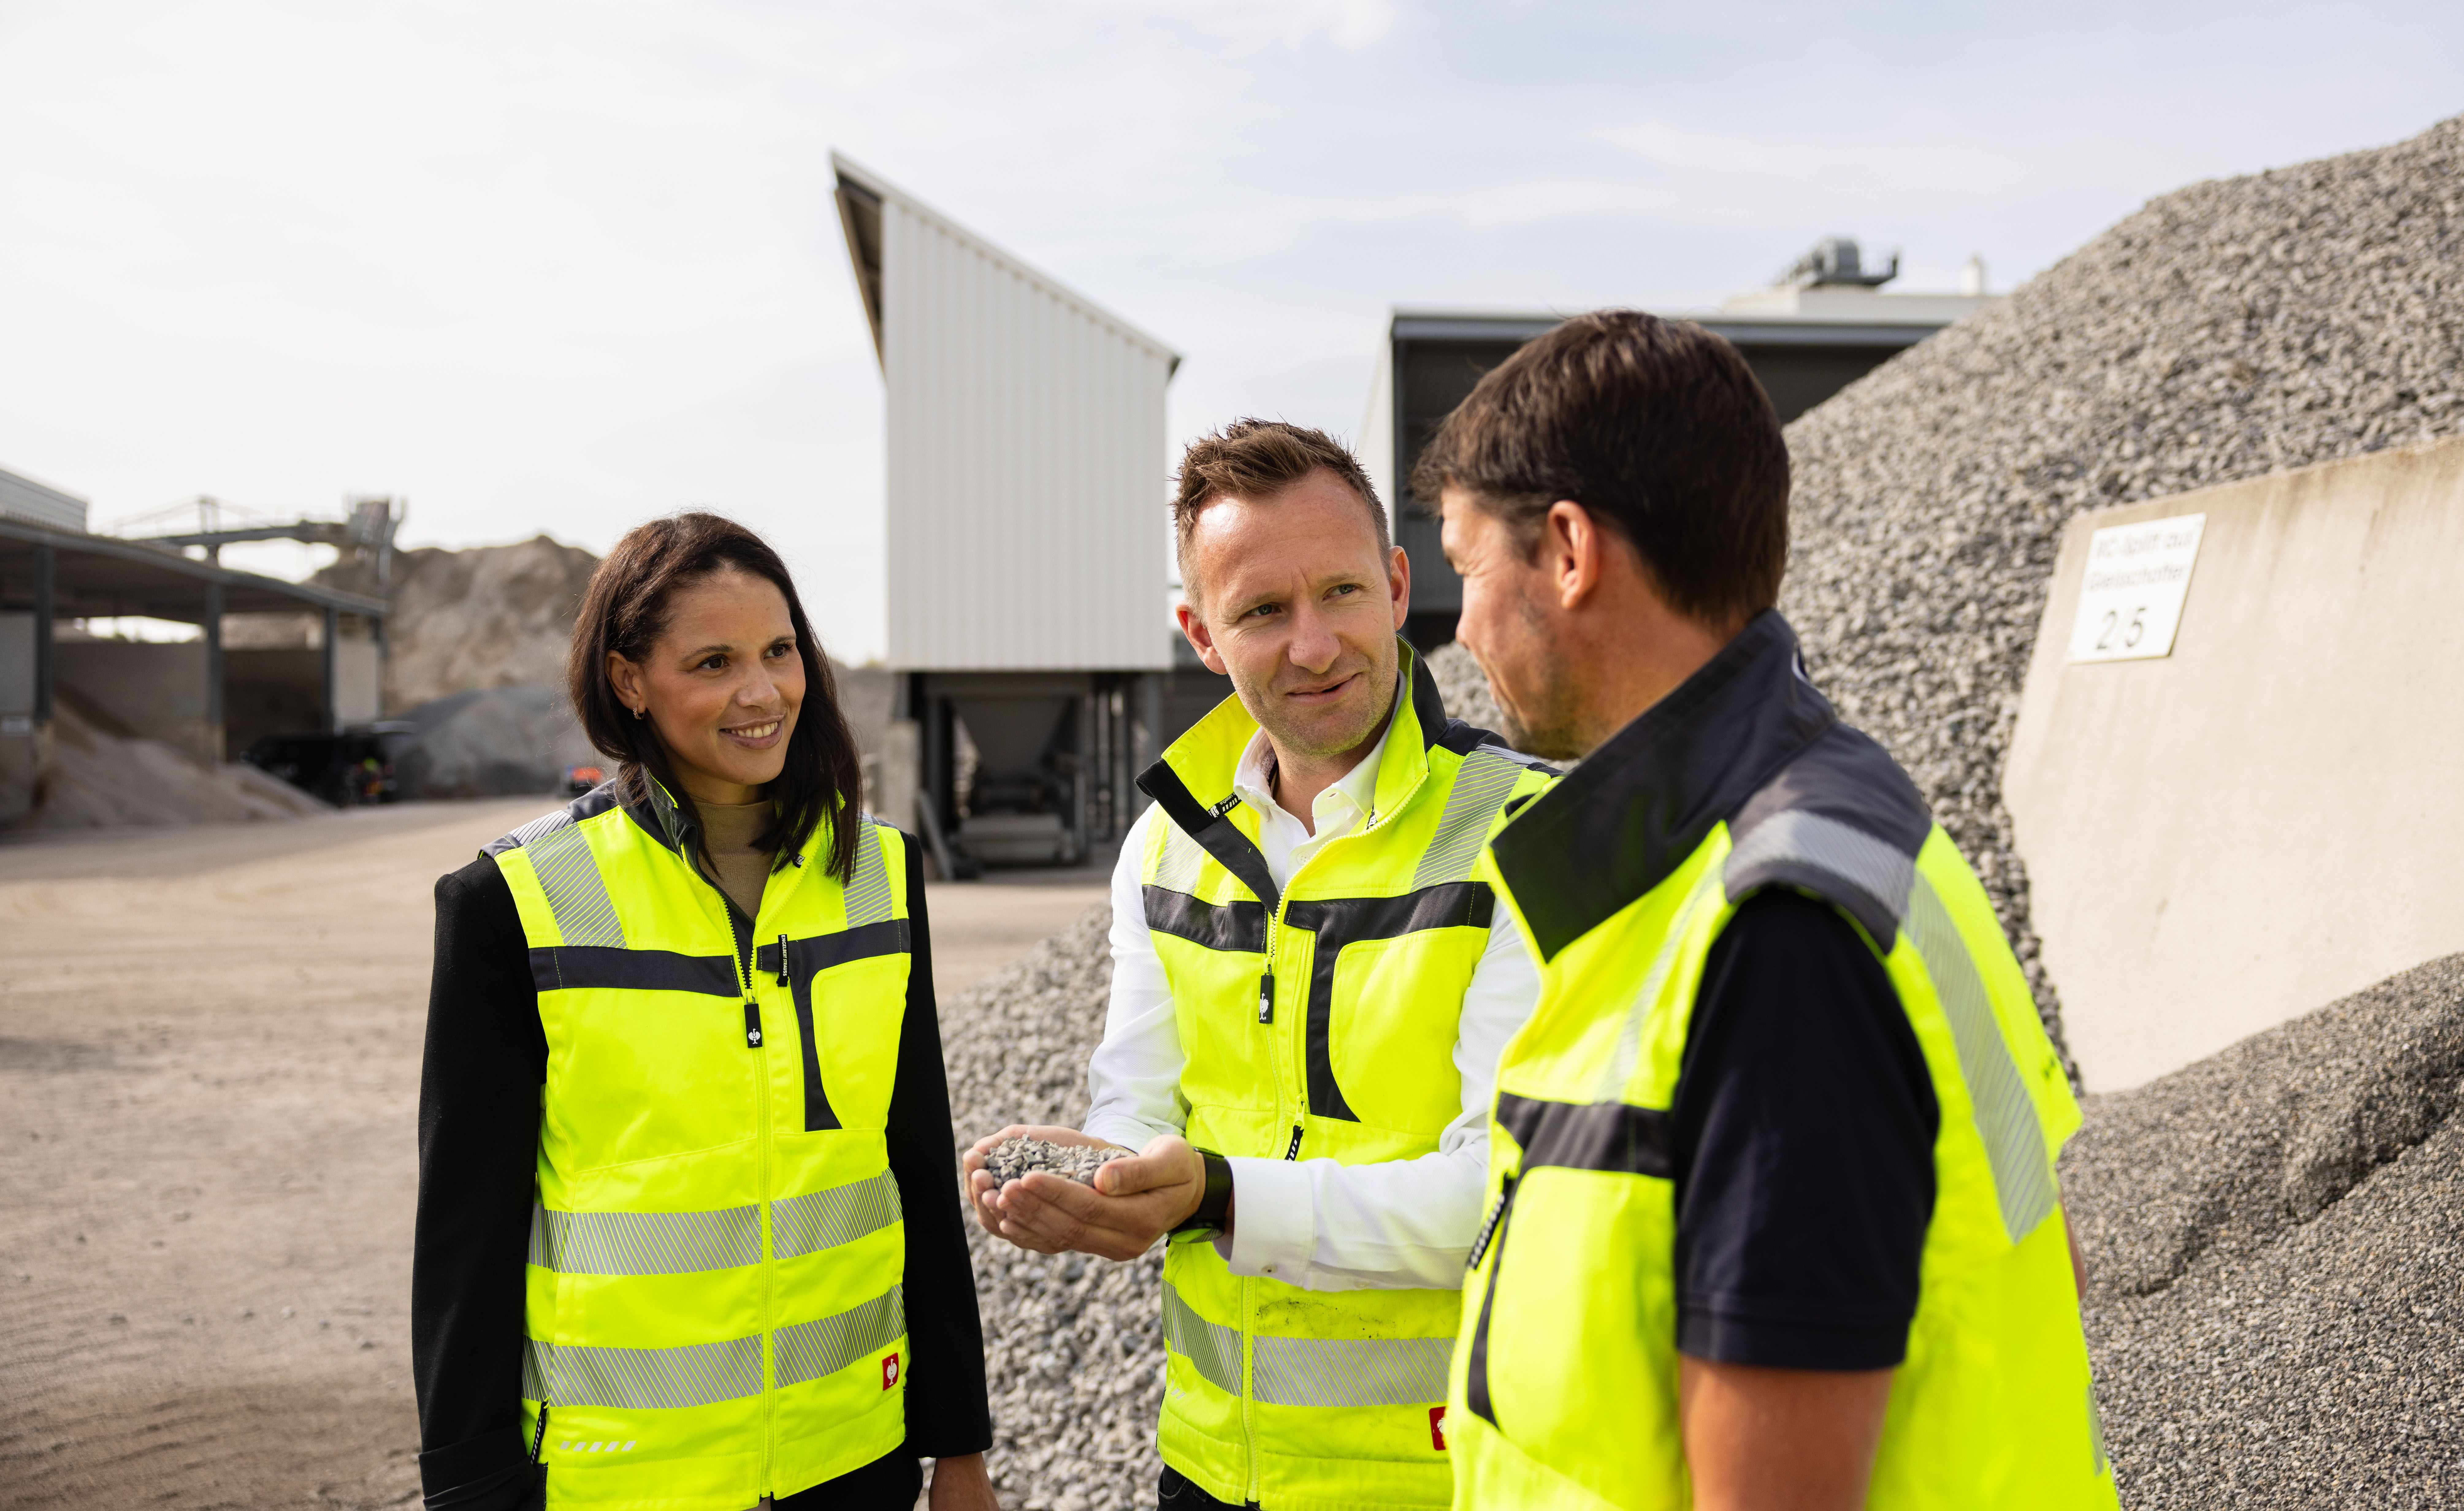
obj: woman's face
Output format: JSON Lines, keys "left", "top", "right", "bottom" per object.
{"left": 607, "top": 567, "right": 807, "bottom": 806}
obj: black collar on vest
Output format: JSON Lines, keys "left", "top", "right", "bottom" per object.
{"left": 1488, "top": 611, "right": 1842, "bottom": 963}
{"left": 618, "top": 767, "right": 693, "bottom": 855}
{"left": 1135, "top": 637, "right": 1456, "bottom": 910}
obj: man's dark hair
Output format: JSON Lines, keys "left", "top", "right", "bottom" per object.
{"left": 1173, "top": 420, "right": 1389, "bottom": 604}
{"left": 1408, "top": 310, "right": 1790, "bottom": 628}
{"left": 568, "top": 511, "right": 866, "bottom": 882}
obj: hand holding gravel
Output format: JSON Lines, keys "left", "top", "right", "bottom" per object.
{"left": 981, "top": 1134, "right": 1131, "bottom": 1189}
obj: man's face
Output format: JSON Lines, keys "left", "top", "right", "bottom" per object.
{"left": 1179, "top": 468, "right": 1408, "bottom": 761}
{"left": 1440, "top": 487, "right": 1584, "bottom": 760}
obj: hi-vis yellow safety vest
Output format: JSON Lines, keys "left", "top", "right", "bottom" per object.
{"left": 1133, "top": 642, "right": 1557, "bottom": 1511}
{"left": 486, "top": 776, "right": 915, "bottom": 1511}
{"left": 1446, "top": 612, "right": 2118, "bottom": 1511}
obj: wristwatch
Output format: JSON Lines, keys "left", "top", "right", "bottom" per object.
{"left": 1171, "top": 1147, "right": 1235, "bottom": 1235}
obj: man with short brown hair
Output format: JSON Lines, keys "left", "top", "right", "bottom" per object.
{"left": 1421, "top": 311, "right": 2114, "bottom": 1511}
{"left": 964, "top": 419, "right": 1554, "bottom": 1511}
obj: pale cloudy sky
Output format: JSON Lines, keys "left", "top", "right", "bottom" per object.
{"left": 2, "top": 1, "right": 2458, "bottom": 659}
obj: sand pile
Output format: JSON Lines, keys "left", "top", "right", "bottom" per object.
{"left": 31, "top": 697, "right": 331, "bottom": 829}
{"left": 314, "top": 535, "right": 601, "bottom": 715}
{"left": 1775, "top": 113, "right": 2464, "bottom": 1058}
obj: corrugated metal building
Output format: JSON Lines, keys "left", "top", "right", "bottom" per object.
{"left": 834, "top": 154, "right": 1198, "bottom": 869}
{"left": 0, "top": 465, "right": 90, "bottom": 532}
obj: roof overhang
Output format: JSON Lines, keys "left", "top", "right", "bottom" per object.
{"left": 830, "top": 150, "right": 1182, "bottom": 377}
{"left": 1389, "top": 307, "right": 1950, "bottom": 350}
{"left": 0, "top": 517, "right": 388, "bottom": 622}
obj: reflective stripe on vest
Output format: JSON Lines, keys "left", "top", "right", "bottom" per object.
{"left": 1138, "top": 644, "right": 1559, "bottom": 1511}
{"left": 528, "top": 1170, "right": 903, "bottom": 1275}
{"left": 491, "top": 783, "right": 914, "bottom": 1511}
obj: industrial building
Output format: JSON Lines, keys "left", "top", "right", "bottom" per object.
{"left": 0, "top": 465, "right": 388, "bottom": 822}
{"left": 834, "top": 153, "right": 1221, "bottom": 871}
{"left": 1360, "top": 239, "right": 1993, "bottom": 647}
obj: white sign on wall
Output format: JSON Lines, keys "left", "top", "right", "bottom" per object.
{"left": 2068, "top": 513, "right": 2207, "bottom": 663}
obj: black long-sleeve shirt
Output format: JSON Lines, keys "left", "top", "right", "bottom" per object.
{"left": 411, "top": 838, "right": 990, "bottom": 1510}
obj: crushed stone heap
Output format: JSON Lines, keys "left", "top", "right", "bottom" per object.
{"left": 983, "top": 1136, "right": 1129, "bottom": 1190}
{"left": 1776, "top": 114, "right": 2464, "bottom": 1059}
{"left": 939, "top": 905, "right": 1163, "bottom": 1511}
{"left": 2065, "top": 955, "right": 2464, "bottom": 1507}
{"left": 1424, "top": 643, "right": 1504, "bottom": 735}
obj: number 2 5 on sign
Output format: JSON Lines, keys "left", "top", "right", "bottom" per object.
{"left": 2066, "top": 513, "right": 2206, "bottom": 664}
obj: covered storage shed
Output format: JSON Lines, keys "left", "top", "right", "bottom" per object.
{"left": 834, "top": 153, "right": 1198, "bottom": 869}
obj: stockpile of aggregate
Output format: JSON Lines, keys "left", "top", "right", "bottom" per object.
{"left": 1776, "top": 112, "right": 2464, "bottom": 1061}
{"left": 1424, "top": 643, "right": 1503, "bottom": 734}
{"left": 939, "top": 904, "right": 1166, "bottom": 1511}
{"left": 31, "top": 696, "right": 332, "bottom": 829}
{"left": 2063, "top": 955, "right": 2464, "bottom": 1507}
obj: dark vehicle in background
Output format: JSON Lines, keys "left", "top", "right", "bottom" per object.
{"left": 564, "top": 763, "right": 606, "bottom": 798}
{"left": 244, "top": 727, "right": 414, "bottom": 807}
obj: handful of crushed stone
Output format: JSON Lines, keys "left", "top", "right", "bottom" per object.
{"left": 983, "top": 1135, "right": 1129, "bottom": 1189}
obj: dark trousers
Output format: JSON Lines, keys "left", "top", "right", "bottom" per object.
{"left": 1158, "top": 1465, "right": 1254, "bottom": 1510}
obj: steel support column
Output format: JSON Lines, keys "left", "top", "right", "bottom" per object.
{"left": 323, "top": 604, "right": 340, "bottom": 734}
{"left": 1136, "top": 673, "right": 1163, "bottom": 814}
{"left": 32, "top": 544, "right": 53, "bottom": 722}
{"left": 203, "top": 580, "right": 224, "bottom": 762}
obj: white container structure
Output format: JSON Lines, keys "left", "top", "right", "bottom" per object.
{"left": 834, "top": 153, "right": 1190, "bottom": 868}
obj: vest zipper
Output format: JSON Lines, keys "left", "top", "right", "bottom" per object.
{"left": 735, "top": 902, "right": 778, "bottom": 1500}
{"left": 694, "top": 842, "right": 778, "bottom": 1501}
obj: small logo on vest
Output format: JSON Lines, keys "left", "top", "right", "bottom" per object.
{"left": 1429, "top": 1408, "right": 1448, "bottom": 1451}
{"left": 560, "top": 1441, "right": 639, "bottom": 1453}
{"left": 882, "top": 1352, "right": 901, "bottom": 1390}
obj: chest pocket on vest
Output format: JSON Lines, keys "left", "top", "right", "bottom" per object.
{"left": 1283, "top": 883, "right": 1493, "bottom": 1125}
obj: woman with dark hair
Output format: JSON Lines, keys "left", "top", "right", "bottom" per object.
{"left": 411, "top": 513, "right": 995, "bottom": 1511}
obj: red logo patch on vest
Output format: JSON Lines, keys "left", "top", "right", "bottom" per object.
{"left": 1430, "top": 1407, "right": 1448, "bottom": 1451}
{"left": 882, "top": 1353, "right": 900, "bottom": 1390}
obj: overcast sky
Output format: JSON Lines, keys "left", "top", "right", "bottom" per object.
{"left": 3, "top": 1, "right": 2459, "bottom": 659}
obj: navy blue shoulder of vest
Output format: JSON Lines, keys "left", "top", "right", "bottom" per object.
{"left": 480, "top": 779, "right": 630, "bottom": 859}
{"left": 1488, "top": 612, "right": 1928, "bottom": 962}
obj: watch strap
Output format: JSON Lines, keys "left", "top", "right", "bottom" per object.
{"left": 1171, "top": 1147, "right": 1234, "bottom": 1235}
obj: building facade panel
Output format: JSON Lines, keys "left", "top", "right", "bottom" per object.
{"left": 878, "top": 185, "right": 1171, "bottom": 672}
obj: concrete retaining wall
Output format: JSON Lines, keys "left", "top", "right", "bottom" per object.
{"left": 2005, "top": 434, "right": 2464, "bottom": 1091}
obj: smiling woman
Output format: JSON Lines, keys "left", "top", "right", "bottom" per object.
{"left": 411, "top": 514, "right": 997, "bottom": 1511}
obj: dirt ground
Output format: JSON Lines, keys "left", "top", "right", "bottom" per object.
{"left": 0, "top": 801, "right": 1104, "bottom": 1510}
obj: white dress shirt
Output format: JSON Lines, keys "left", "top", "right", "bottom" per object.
{"left": 1084, "top": 705, "right": 1542, "bottom": 1293}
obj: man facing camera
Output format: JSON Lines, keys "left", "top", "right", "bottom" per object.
{"left": 964, "top": 420, "right": 1554, "bottom": 1511}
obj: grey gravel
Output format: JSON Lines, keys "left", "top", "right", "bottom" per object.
{"left": 941, "top": 905, "right": 1163, "bottom": 1511}
{"left": 1779, "top": 113, "right": 2464, "bottom": 1068}
{"left": 984, "top": 1136, "right": 1130, "bottom": 1190}
{"left": 1425, "top": 643, "right": 1504, "bottom": 735}
{"left": 2067, "top": 954, "right": 2464, "bottom": 1507}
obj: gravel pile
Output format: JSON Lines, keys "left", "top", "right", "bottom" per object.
{"left": 1424, "top": 642, "right": 1503, "bottom": 734}
{"left": 1777, "top": 112, "right": 2464, "bottom": 1062}
{"left": 939, "top": 904, "right": 1165, "bottom": 1511}
{"left": 2065, "top": 954, "right": 2464, "bottom": 1507}
{"left": 984, "top": 1136, "right": 1130, "bottom": 1190}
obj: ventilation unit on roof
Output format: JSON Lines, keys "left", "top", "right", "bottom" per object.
{"left": 1783, "top": 236, "right": 1899, "bottom": 289}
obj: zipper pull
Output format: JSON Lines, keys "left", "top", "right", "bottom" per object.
{"left": 743, "top": 1001, "right": 764, "bottom": 1048}
{"left": 1283, "top": 1124, "right": 1303, "bottom": 1160}
{"left": 1466, "top": 1176, "right": 1517, "bottom": 1271}
{"left": 530, "top": 1402, "right": 550, "bottom": 1464}
{"left": 1257, "top": 971, "right": 1274, "bottom": 1025}
{"left": 775, "top": 933, "right": 790, "bottom": 986}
